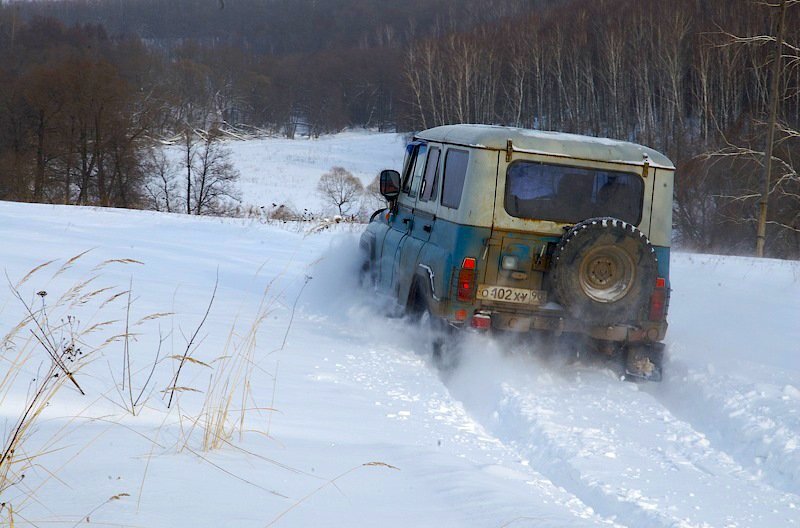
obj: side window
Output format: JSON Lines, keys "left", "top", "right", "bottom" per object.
{"left": 399, "top": 143, "right": 414, "bottom": 192}
{"left": 402, "top": 144, "right": 427, "bottom": 197}
{"left": 441, "top": 149, "right": 469, "bottom": 209}
{"left": 419, "top": 147, "right": 440, "bottom": 202}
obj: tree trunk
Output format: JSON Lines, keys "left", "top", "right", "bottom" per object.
{"left": 756, "top": 0, "right": 787, "bottom": 257}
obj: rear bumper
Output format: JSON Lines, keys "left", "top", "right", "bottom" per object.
{"left": 458, "top": 308, "right": 668, "bottom": 343}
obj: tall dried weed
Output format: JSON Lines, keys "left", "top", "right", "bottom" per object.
{"left": 0, "top": 255, "right": 139, "bottom": 519}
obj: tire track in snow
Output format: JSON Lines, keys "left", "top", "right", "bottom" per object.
{"left": 438, "top": 337, "right": 800, "bottom": 528}
{"left": 305, "top": 251, "right": 799, "bottom": 527}
{"left": 645, "top": 353, "right": 800, "bottom": 497}
{"left": 302, "top": 306, "right": 627, "bottom": 528}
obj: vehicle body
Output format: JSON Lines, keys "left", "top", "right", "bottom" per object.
{"left": 360, "top": 124, "right": 674, "bottom": 380}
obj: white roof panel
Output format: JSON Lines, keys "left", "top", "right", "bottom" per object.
{"left": 416, "top": 124, "right": 675, "bottom": 169}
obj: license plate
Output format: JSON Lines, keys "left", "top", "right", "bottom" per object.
{"left": 476, "top": 284, "right": 547, "bottom": 305}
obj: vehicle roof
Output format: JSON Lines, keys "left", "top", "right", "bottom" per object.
{"left": 415, "top": 124, "right": 675, "bottom": 169}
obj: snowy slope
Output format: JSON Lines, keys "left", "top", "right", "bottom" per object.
{"left": 1, "top": 132, "right": 799, "bottom": 528}
{"left": 0, "top": 203, "right": 615, "bottom": 527}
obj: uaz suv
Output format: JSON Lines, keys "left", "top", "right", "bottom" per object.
{"left": 360, "top": 124, "right": 673, "bottom": 380}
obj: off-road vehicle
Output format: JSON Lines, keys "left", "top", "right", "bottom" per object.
{"left": 360, "top": 124, "right": 673, "bottom": 380}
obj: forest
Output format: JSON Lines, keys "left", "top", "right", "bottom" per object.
{"left": 0, "top": 0, "right": 798, "bottom": 257}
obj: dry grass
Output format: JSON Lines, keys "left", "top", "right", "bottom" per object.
{"left": 109, "top": 279, "right": 171, "bottom": 416}
{"left": 0, "top": 255, "right": 137, "bottom": 522}
{"left": 264, "top": 461, "right": 400, "bottom": 527}
{"left": 0, "top": 254, "right": 309, "bottom": 525}
{"left": 164, "top": 279, "right": 218, "bottom": 410}
{"left": 180, "top": 288, "right": 275, "bottom": 452}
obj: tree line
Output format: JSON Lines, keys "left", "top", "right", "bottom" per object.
{"left": 403, "top": 0, "right": 800, "bottom": 257}
{"left": 0, "top": 16, "right": 244, "bottom": 213}
{"left": 0, "top": 0, "right": 798, "bottom": 257}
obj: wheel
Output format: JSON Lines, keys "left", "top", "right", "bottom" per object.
{"left": 408, "top": 281, "right": 459, "bottom": 369}
{"left": 624, "top": 342, "right": 664, "bottom": 382}
{"left": 419, "top": 308, "right": 445, "bottom": 357}
{"left": 359, "top": 259, "right": 373, "bottom": 289}
{"left": 550, "top": 217, "right": 658, "bottom": 325}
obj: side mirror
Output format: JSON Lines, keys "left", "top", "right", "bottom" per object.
{"left": 379, "top": 169, "right": 401, "bottom": 200}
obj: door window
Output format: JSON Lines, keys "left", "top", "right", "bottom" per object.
{"left": 419, "top": 147, "right": 440, "bottom": 202}
{"left": 402, "top": 143, "right": 427, "bottom": 197}
{"left": 441, "top": 149, "right": 469, "bottom": 209}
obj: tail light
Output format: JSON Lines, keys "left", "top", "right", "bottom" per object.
{"left": 457, "top": 257, "right": 477, "bottom": 302}
{"left": 649, "top": 277, "right": 668, "bottom": 321}
{"left": 471, "top": 313, "right": 491, "bottom": 330}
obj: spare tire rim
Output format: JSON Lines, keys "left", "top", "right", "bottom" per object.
{"left": 578, "top": 244, "right": 636, "bottom": 303}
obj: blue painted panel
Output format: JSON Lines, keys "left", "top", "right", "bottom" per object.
{"left": 417, "top": 216, "right": 490, "bottom": 314}
{"left": 653, "top": 245, "right": 670, "bottom": 284}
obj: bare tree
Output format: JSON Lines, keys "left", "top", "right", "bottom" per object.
{"left": 179, "top": 127, "right": 199, "bottom": 214}
{"left": 359, "top": 174, "right": 387, "bottom": 218}
{"left": 191, "top": 131, "right": 240, "bottom": 215}
{"left": 174, "top": 127, "right": 240, "bottom": 216}
{"left": 707, "top": 0, "right": 800, "bottom": 257}
{"left": 757, "top": 0, "right": 789, "bottom": 256}
{"left": 143, "top": 147, "right": 178, "bottom": 212}
{"left": 317, "top": 166, "right": 363, "bottom": 216}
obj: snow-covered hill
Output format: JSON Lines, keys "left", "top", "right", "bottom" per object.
{"left": 227, "top": 130, "right": 406, "bottom": 215}
{"left": 1, "top": 133, "right": 799, "bottom": 527}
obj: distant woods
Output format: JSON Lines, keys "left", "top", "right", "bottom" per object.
{"left": 405, "top": 0, "right": 800, "bottom": 257}
{"left": 0, "top": 0, "right": 798, "bottom": 257}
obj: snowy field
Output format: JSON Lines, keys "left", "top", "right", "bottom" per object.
{"left": 1, "top": 132, "right": 800, "bottom": 527}
{"left": 226, "top": 130, "right": 407, "bottom": 215}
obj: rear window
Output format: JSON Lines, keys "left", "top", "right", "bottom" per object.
{"left": 505, "top": 161, "right": 643, "bottom": 224}
{"left": 441, "top": 149, "right": 469, "bottom": 209}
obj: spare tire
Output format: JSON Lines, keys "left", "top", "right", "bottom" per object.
{"left": 549, "top": 217, "right": 658, "bottom": 325}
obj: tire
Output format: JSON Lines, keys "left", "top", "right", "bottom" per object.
{"left": 359, "top": 259, "right": 374, "bottom": 289}
{"left": 408, "top": 280, "right": 459, "bottom": 369}
{"left": 550, "top": 217, "right": 658, "bottom": 326}
{"left": 625, "top": 343, "right": 664, "bottom": 382}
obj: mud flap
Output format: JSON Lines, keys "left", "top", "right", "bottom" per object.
{"left": 625, "top": 342, "right": 664, "bottom": 382}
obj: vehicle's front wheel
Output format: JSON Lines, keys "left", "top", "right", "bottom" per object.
{"left": 359, "top": 260, "right": 370, "bottom": 287}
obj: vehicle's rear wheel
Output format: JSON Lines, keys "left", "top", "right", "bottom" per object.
{"left": 408, "top": 281, "right": 459, "bottom": 369}
{"left": 550, "top": 217, "right": 658, "bottom": 325}
{"left": 624, "top": 342, "right": 664, "bottom": 382}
